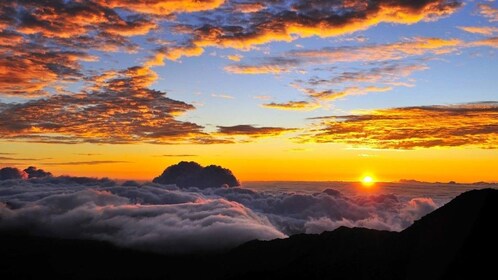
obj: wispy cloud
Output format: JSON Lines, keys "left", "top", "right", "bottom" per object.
{"left": 262, "top": 101, "right": 321, "bottom": 111}
{"left": 44, "top": 161, "right": 130, "bottom": 166}
{"left": 155, "top": 154, "right": 198, "bottom": 157}
{"left": 217, "top": 125, "right": 296, "bottom": 138}
{"left": 477, "top": 3, "right": 498, "bottom": 22}
{"left": 211, "top": 93, "right": 235, "bottom": 99}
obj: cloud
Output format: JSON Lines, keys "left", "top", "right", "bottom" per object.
{"left": 211, "top": 93, "right": 235, "bottom": 99}
{"left": 0, "top": 167, "right": 27, "bottom": 180}
{"left": 232, "top": 3, "right": 266, "bottom": 14}
{"left": 162, "top": 0, "right": 461, "bottom": 60}
{"left": 157, "top": 154, "right": 198, "bottom": 157}
{"left": 0, "top": 157, "right": 51, "bottom": 161}
{"left": 274, "top": 64, "right": 427, "bottom": 107}
{"left": 470, "top": 36, "right": 498, "bottom": 48}
{"left": 304, "top": 64, "right": 428, "bottom": 87}
{"left": 299, "top": 102, "right": 498, "bottom": 149}
{"left": 227, "top": 54, "right": 243, "bottom": 62}
{"left": 0, "top": 170, "right": 449, "bottom": 253}
{"left": 97, "top": 0, "right": 225, "bottom": 15}
{"left": 478, "top": 3, "right": 498, "bottom": 22}
{"left": 0, "top": 45, "right": 95, "bottom": 96}
{"left": 153, "top": 161, "right": 240, "bottom": 188}
{"left": 43, "top": 161, "right": 130, "bottom": 166}
{"left": 216, "top": 125, "right": 296, "bottom": 137}
{"left": 23, "top": 166, "right": 52, "bottom": 178}
{"left": 262, "top": 101, "right": 321, "bottom": 111}
{"left": 459, "top": 26, "right": 498, "bottom": 36}
{"left": 0, "top": 66, "right": 227, "bottom": 144}
{"left": 226, "top": 37, "right": 461, "bottom": 74}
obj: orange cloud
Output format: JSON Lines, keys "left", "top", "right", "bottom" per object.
{"left": 225, "top": 64, "right": 289, "bottom": 74}
{"left": 470, "top": 37, "right": 498, "bottom": 48}
{"left": 232, "top": 3, "right": 266, "bottom": 13}
{"left": 164, "top": 0, "right": 461, "bottom": 60}
{"left": 459, "top": 26, "right": 498, "bottom": 36}
{"left": 305, "top": 86, "right": 393, "bottom": 101}
{"left": 0, "top": 65, "right": 216, "bottom": 144}
{"left": 478, "top": 3, "right": 498, "bottom": 22}
{"left": 0, "top": 45, "right": 96, "bottom": 96}
{"left": 262, "top": 101, "right": 321, "bottom": 111}
{"left": 301, "top": 102, "right": 498, "bottom": 149}
{"left": 227, "top": 54, "right": 243, "bottom": 62}
{"left": 97, "top": 0, "right": 225, "bottom": 15}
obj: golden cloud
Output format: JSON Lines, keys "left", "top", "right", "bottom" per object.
{"left": 300, "top": 102, "right": 498, "bottom": 149}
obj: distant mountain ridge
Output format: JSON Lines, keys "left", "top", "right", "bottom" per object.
{"left": 1, "top": 188, "right": 497, "bottom": 280}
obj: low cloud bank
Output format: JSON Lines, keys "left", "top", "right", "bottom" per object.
{"left": 0, "top": 166, "right": 443, "bottom": 253}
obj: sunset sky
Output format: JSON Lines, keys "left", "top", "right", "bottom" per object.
{"left": 1, "top": 0, "right": 497, "bottom": 182}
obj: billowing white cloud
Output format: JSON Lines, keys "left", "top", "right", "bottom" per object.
{"left": 0, "top": 176, "right": 445, "bottom": 253}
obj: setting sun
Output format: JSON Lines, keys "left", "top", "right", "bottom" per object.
{"left": 362, "top": 176, "right": 375, "bottom": 187}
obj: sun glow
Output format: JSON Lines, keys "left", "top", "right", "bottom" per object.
{"left": 362, "top": 176, "right": 375, "bottom": 187}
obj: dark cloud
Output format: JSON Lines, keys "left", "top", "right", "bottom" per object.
{"left": 23, "top": 166, "right": 52, "bottom": 178}
{"left": 0, "top": 167, "right": 27, "bottom": 180}
{"left": 300, "top": 102, "right": 498, "bottom": 149}
{"left": 159, "top": 0, "right": 462, "bottom": 61}
{"left": 153, "top": 161, "right": 240, "bottom": 188}
{"left": 217, "top": 125, "right": 296, "bottom": 137}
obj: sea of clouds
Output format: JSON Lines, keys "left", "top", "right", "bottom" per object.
{"left": 0, "top": 174, "right": 447, "bottom": 254}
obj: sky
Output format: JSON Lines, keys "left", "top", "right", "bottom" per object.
{"left": 0, "top": 0, "right": 497, "bottom": 182}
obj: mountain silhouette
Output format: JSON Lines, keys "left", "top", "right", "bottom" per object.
{"left": 1, "top": 189, "right": 496, "bottom": 279}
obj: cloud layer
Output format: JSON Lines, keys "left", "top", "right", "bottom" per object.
{"left": 0, "top": 169, "right": 450, "bottom": 253}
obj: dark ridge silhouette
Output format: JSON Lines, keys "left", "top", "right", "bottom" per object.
{"left": 153, "top": 161, "right": 240, "bottom": 188}
{"left": 23, "top": 166, "right": 52, "bottom": 178}
{"left": 1, "top": 189, "right": 496, "bottom": 280}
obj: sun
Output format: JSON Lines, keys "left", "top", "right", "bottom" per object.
{"left": 361, "top": 176, "right": 375, "bottom": 187}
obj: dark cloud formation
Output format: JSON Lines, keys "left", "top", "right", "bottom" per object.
{"left": 153, "top": 161, "right": 240, "bottom": 188}
{"left": 159, "top": 0, "right": 461, "bottom": 61}
{"left": 0, "top": 167, "right": 27, "bottom": 180}
{"left": 0, "top": 169, "right": 450, "bottom": 253}
{"left": 0, "top": 0, "right": 160, "bottom": 96}
{"left": 23, "top": 166, "right": 52, "bottom": 178}
{"left": 300, "top": 102, "right": 498, "bottom": 149}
